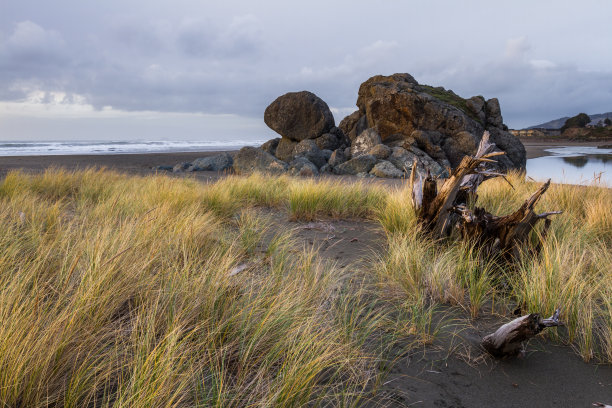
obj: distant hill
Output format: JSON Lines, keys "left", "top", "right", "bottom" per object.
{"left": 527, "top": 112, "right": 612, "bottom": 129}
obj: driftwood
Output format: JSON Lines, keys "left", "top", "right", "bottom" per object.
{"left": 482, "top": 309, "right": 562, "bottom": 357}
{"left": 410, "top": 131, "right": 561, "bottom": 259}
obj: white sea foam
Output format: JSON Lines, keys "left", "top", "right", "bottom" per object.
{"left": 0, "top": 140, "right": 266, "bottom": 156}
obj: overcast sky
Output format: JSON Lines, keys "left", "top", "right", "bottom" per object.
{"left": 1, "top": 0, "right": 611, "bottom": 141}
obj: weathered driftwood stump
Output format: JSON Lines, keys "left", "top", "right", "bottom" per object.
{"left": 482, "top": 309, "right": 562, "bottom": 358}
{"left": 410, "top": 131, "right": 561, "bottom": 260}
{"left": 409, "top": 132, "right": 565, "bottom": 358}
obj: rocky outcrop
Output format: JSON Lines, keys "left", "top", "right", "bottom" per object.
{"left": 264, "top": 91, "right": 335, "bottom": 142}
{"left": 343, "top": 73, "right": 526, "bottom": 170}
{"left": 233, "top": 147, "right": 288, "bottom": 174}
{"left": 250, "top": 72, "right": 525, "bottom": 179}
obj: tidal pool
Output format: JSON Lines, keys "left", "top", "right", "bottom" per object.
{"left": 526, "top": 146, "right": 611, "bottom": 186}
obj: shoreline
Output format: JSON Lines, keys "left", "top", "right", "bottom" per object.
{"left": 0, "top": 150, "right": 234, "bottom": 179}
{"left": 521, "top": 139, "right": 610, "bottom": 159}
{"left": 0, "top": 140, "right": 608, "bottom": 178}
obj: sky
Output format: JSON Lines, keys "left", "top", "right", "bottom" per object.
{"left": 1, "top": 0, "right": 611, "bottom": 141}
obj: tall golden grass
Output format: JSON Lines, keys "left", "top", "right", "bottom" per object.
{"left": 0, "top": 168, "right": 610, "bottom": 406}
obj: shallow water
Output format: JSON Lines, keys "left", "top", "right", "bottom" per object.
{"left": 526, "top": 146, "right": 611, "bottom": 186}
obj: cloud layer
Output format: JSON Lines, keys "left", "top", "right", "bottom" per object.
{"left": 1, "top": 0, "right": 611, "bottom": 140}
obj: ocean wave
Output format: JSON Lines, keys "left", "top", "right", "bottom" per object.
{"left": 0, "top": 139, "right": 267, "bottom": 156}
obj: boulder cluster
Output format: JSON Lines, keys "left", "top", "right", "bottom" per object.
{"left": 161, "top": 73, "right": 526, "bottom": 178}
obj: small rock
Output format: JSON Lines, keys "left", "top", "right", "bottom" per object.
{"left": 289, "top": 156, "right": 319, "bottom": 177}
{"left": 152, "top": 165, "right": 173, "bottom": 171}
{"left": 261, "top": 138, "right": 280, "bottom": 156}
{"left": 173, "top": 162, "right": 191, "bottom": 172}
{"left": 320, "top": 163, "right": 333, "bottom": 173}
{"left": 388, "top": 147, "right": 418, "bottom": 173}
{"left": 233, "top": 147, "right": 288, "bottom": 174}
{"left": 350, "top": 128, "right": 381, "bottom": 158}
{"left": 370, "top": 160, "right": 404, "bottom": 178}
{"left": 368, "top": 143, "right": 391, "bottom": 159}
{"left": 190, "top": 152, "right": 233, "bottom": 172}
{"left": 275, "top": 137, "right": 297, "bottom": 162}
{"left": 328, "top": 148, "right": 347, "bottom": 167}
{"left": 314, "top": 133, "right": 339, "bottom": 151}
{"left": 294, "top": 139, "right": 327, "bottom": 168}
{"left": 320, "top": 149, "right": 333, "bottom": 161}
{"left": 334, "top": 154, "right": 377, "bottom": 175}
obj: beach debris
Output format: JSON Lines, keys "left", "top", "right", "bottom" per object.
{"left": 301, "top": 222, "right": 336, "bottom": 233}
{"left": 482, "top": 309, "right": 563, "bottom": 358}
{"left": 410, "top": 131, "right": 561, "bottom": 260}
{"left": 228, "top": 263, "right": 250, "bottom": 276}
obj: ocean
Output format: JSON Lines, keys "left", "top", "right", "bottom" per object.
{"left": 0, "top": 140, "right": 267, "bottom": 156}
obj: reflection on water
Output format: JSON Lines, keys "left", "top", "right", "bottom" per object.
{"left": 526, "top": 146, "right": 611, "bottom": 186}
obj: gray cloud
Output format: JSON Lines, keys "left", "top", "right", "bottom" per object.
{"left": 1, "top": 0, "right": 611, "bottom": 137}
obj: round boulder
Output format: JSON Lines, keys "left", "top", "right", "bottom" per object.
{"left": 264, "top": 91, "right": 335, "bottom": 141}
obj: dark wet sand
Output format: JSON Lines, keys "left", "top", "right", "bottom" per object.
{"left": 0, "top": 150, "right": 232, "bottom": 178}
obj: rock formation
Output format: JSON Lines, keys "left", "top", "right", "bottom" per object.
{"left": 343, "top": 73, "right": 525, "bottom": 171}
{"left": 264, "top": 91, "right": 335, "bottom": 142}
{"left": 161, "top": 73, "right": 527, "bottom": 179}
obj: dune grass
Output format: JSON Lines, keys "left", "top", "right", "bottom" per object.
{"left": 0, "top": 168, "right": 610, "bottom": 406}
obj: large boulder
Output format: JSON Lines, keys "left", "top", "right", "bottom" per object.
{"left": 190, "top": 153, "right": 233, "bottom": 172}
{"left": 350, "top": 128, "right": 381, "bottom": 158}
{"left": 334, "top": 154, "right": 377, "bottom": 175}
{"left": 341, "top": 73, "right": 526, "bottom": 170}
{"left": 233, "top": 147, "right": 288, "bottom": 174}
{"left": 264, "top": 91, "right": 335, "bottom": 141}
